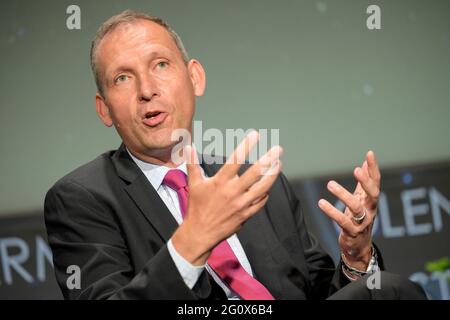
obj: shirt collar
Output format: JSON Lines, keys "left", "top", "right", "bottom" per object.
{"left": 126, "top": 148, "right": 187, "bottom": 191}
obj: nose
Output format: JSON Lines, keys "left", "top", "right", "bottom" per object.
{"left": 137, "top": 74, "right": 159, "bottom": 103}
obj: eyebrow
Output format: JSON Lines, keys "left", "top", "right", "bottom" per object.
{"left": 108, "top": 49, "right": 175, "bottom": 78}
{"left": 110, "top": 67, "right": 135, "bottom": 78}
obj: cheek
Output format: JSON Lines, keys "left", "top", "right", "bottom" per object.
{"left": 171, "top": 79, "right": 195, "bottom": 114}
{"left": 107, "top": 98, "right": 136, "bottom": 127}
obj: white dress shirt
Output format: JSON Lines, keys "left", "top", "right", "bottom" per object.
{"left": 127, "top": 150, "right": 253, "bottom": 299}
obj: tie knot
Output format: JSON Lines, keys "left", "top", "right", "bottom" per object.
{"left": 163, "top": 169, "right": 187, "bottom": 191}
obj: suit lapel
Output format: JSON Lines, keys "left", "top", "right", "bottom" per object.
{"left": 124, "top": 175, "right": 179, "bottom": 241}
{"left": 111, "top": 144, "right": 178, "bottom": 242}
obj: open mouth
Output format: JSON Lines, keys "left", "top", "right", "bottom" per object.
{"left": 145, "top": 111, "right": 162, "bottom": 119}
{"left": 142, "top": 110, "right": 167, "bottom": 127}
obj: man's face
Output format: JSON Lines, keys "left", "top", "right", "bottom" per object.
{"left": 95, "top": 20, "right": 205, "bottom": 162}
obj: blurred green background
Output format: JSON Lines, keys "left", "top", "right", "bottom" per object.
{"left": 0, "top": 0, "right": 449, "bottom": 216}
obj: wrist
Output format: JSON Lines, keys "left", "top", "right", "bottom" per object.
{"left": 341, "top": 244, "right": 378, "bottom": 280}
{"left": 342, "top": 245, "right": 372, "bottom": 270}
{"left": 341, "top": 265, "right": 361, "bottom": 281}
{"left": 172, "top": 223, "right": 211, "bottom": 266}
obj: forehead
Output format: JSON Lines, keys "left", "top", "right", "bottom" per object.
{"left": 96, "top": 19, "right": 181, "bottom": 73}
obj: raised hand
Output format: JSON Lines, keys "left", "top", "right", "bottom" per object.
{"left": 318, "top": 150, "right": 381, "bottom": 270}
{"left": 172, "top": 131, "right": 283, "bottom": 265}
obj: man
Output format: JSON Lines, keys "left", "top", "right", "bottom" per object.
{"left": 44, "top": 10, "right": 426, "bottom": 300}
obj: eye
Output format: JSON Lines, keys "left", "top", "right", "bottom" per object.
{"left": 114, "top": 74, "right": 129, "bottom": 84}
{"left": 157, "top": 61, "right": 169, "bottom": 69}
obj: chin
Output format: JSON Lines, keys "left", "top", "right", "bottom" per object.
{"left": 143, "top": 137, "right": 178, "bottom": 153}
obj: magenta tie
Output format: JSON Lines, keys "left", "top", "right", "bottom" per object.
{"left": 163, "top": 169, "right": 274, "bottom": 300}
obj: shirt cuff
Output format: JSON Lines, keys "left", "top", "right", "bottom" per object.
{"left": 167, "top": 238, "right": 205, "bottom": 289}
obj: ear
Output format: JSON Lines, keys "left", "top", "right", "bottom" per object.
{"left": 95, "top": 93, "right": 113, "bottom": 127}
{"left": 187, "top": 59, "right": 206, "bottom": 97}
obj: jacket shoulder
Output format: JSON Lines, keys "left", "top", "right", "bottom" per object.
{"left": 49, "top": 149, "right": 117, "bottom": 191}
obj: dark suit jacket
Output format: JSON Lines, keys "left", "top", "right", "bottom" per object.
{"left": 44, "top": 144, "right": 367, "bottom": 300}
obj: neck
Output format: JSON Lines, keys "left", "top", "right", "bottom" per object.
{"left": 126, "top": 145, "right": 186, "bottom": 168}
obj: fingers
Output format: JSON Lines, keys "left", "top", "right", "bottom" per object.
{"left": 318, "top": 199, "right": 357, "bottom": 236}
{"left": 318, "top": 199, "right": 373, "bottom": 236}
{"left": 238, "top": 145, "right": 283, "bottom": 191}
{"left": 326, "top": 180, "right": 364, "bottom": 217}
{"left": 318, "top": 151, "right": 381, "bottom": 240}
{"left": 250, "top": 194, "right": 269, "bottom": 206}
{"left": 185, "top": 145, "right": 202, "bottom": 185}
{"left": 244, "top": 160, "right": 282, "bottom": 204}
{"left": 366, "top": 150, "right": 381, "bottom": 184}
{"left": 217, "top": 131, "right": 260, "bottom": 180}
{"left": 241, "top": 194, "right": 270, "bottom": 220}
{"left": 354, "top": 163, "right": 380, "bottom": 202}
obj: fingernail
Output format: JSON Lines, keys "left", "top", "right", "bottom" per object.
{"left": 328, "top": 181, "right": 337, "bottom": 190}
{"left": 248, "top": 130, "right": 259, "bottom": 140}
{"left": 276, "top": 146, "right": 284, "bottom": 157}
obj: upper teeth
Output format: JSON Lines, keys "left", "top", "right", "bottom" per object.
{"left": 147, "top": 113, "right": 159, "bottom": 119}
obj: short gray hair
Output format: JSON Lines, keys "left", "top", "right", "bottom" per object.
{"left": 90, "top": 9, "right": 189, "bottom": 96}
